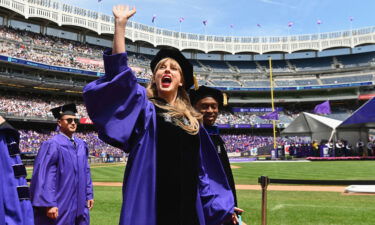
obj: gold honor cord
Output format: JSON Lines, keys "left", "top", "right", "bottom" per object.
{"left": 268, "top": 57, "right": 277, "bottom": 150}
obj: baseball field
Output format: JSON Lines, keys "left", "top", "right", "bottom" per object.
{"left": 86, "top": 161, "right": 375, "bottom": 225}
{"left": 27, "top": 161, "right": 375, "bottom": 224}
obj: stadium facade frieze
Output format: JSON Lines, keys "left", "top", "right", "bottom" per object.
{"left": 1, "top": 0, "right": 375, "bottom": 54}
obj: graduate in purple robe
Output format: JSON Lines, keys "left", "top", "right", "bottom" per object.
{"left": 0, "top": 116, "right": 34, "bottom": 225}
{"left": 30, "top": 104, "right": 94, "bottom": 225}
{"left": 83, "top": 5, "right": 234, "bottom": 225}
{"left": 0, "top": 174, "right": 4, "bottom": 225}
{"left": 190, "top": 86, "right": 244, "bottom": 225}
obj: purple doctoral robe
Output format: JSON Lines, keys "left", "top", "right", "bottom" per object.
{"left": 0, "top": 172, "right": 4, "bottom": 225}
{"left": 30, "top": 134, "right": 93, "bottom": 225}
{"left": 83, "top": 50, "right": 234, "bottom": 225}
{"left": 0, "top": 122, "right": 34, "bottom": 225}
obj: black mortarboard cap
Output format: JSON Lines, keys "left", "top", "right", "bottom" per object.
{"left": 150, "top": 47, "right": 193, "bottom": 90}
{"left": 50, "top": 103, "right": 77, "bottom": 119}
{"left": 189, "top": 85, "right": 227, "bottom": 109}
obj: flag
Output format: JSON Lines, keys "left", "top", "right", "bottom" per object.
{"left": 258, "top": 111, "right": 279, "bottom": 120}
{"left": 317, "top": 19, "right": 322, "bottom": 25}
{"left": 179, "top": 17, "right": 185, "bottom": 23}
{"left": 349, "top": 16, "right": 354, "bottom": 22}
{"left": 230, "top": 24, "right": 234, "bottom": 28}
{"left": 288, "top": 21, "right": 293, "bottom": 27}
{"left": 98, "top": 0, "right": 102, "bottom": 2}
{"left": 152, "top": 15, "right": 156, "bottom": 23}
{"left": 257, "top": 23, "right": 261, "bottom": 28}
{"left": 313, "top": 101, "right": 331, "bottom": 114}
{"left": 203, "top": 20, "right": 207, "bottom": 26}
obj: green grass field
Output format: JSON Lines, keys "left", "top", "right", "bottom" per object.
{"left": 28, "top": 161, "right": 375, "bottom": 224}
{"left": 91, "top": 187, "right": 375, "bottom": 225}
{"left": 88, "top": 161, "right": 375, "bottom": 184}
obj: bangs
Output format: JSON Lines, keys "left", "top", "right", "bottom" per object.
{"left": 154, "top": 58, "right": 183, "bottom": 76}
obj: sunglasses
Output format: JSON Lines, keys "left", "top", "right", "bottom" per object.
{"left": 61, "top": 118, "right": 80, "bottom": 124}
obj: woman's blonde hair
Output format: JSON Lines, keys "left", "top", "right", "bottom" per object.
{"left": 146, "top": 57, "right": 202, "bottom": 135}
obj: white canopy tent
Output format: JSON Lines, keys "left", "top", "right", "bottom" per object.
{"left": 281, "top": 112, "right": 342, "bottom": 142}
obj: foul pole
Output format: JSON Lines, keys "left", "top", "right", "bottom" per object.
{"left": 268, "top": 57, "right": 277, "bottom": 149}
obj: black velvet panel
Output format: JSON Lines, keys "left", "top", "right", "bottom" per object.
{"left": 155, "top": 106, "right": 200, "bottom": 225}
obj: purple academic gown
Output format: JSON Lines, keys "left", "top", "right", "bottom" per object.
{"left": 30, "top": 134, "right": 93, "bottom": 225}
{"left": 0, "top": 122, "right": 34, "bottom": 225}
{"left": 0, "top": 174, "right": 4, "bottom": 225}
{"left": 83, "top": 50, "right": 234, "bottom": 225}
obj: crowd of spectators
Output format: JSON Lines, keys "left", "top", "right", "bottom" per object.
{"left": 0, "top": 92, "right": 88, "bottom": 118}
{"left": 222, "top": 134, "right": 310, "bottom": 153}
{"left": 0, "top": 26, "right": 153, "bottom": 79}
{"left": 217, "top": 112, "right": 256, "bottom": 125}
{"left": 217, "top": 111, "right": 295, "bottom": 126}
{"left": 19, "top": 130, "right": 124, "bottom": 157}
{"left": 0, "top": 92, "right": 297, "bottom": 125}
{"left": 19, "top": 128, "right": 313, "bottom": 156}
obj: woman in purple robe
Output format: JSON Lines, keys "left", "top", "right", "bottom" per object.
{"left": 83, "top": 5, "right": 235, "bottom": 225}
{"left": 0, "top": 116, "right": 34, "bottom": 225}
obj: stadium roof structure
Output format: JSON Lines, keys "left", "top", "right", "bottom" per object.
{"left": 1, "top": 0, "right": 375, "bottom": 54}
{"left": 337, "top": 97, "right": 375, "bottom": 129}
{"left": 281, "top": 112, "right": 342, "bottom": 141}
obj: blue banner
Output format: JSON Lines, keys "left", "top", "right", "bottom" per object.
{"left": 232, "top": 107, "right": 283, "bottom": 112}
{"left": 0, "top": 55, "right": 105, "bottom": 77}
{"left": 217, "top": 124, "right": 231, "bottom": 129}
{"left": 216, "top": 124, "right": 274, "bottom": 129}
{"left": 233, "top": 124, "right": 252, "bottom": 129}
{"left": 215, "top": 82, "right": 372, "bottom": 91}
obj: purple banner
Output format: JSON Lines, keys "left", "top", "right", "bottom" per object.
{"left": 232, "top": 107, "right": 283, "bottom": 113}
{"left": 258, "top": 111, "right": 279, "bottom": 120}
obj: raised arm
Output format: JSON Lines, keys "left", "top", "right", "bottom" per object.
{"left": 83, "top": 5, "right": 153, "bottom": 151}
{"left": 112, "top": 5, "right": 136, "bottom": 54}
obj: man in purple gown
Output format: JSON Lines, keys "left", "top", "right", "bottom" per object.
{"left": 30, "top": 104, "right": 94, "bottom": 225}
{"left": 190, "top": 86, "right": 244, "bottom": 225}
{"left": 0, "top": 116, "right": 34, "bottom": 225}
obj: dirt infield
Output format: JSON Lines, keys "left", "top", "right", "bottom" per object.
{"left": 230, "top": 165, "right": 241, "bottom": 169}
{"left": 93, "top": 182, "right": 346, "bottom": 192}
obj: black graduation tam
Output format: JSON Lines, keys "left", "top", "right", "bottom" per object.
{"left": 189, "top": 85, "right": 227, "bottom": 108}
{"left": 50, "top": 103, "right": 77, "bottom": 119}
{"left": 150, "top": 47, "right": 193, "bottom": 90}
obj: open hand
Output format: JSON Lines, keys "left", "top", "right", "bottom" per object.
{"left": 112, "top": 5, "right": 136, "bottom": 25}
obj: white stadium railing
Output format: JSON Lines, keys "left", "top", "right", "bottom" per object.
{"left": 1, "top": 0, "right": 375, "bottom": 54}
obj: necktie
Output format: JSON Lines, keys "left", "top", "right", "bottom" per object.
{"left": 70, "top": 138, "right": 76, "bottom": 148}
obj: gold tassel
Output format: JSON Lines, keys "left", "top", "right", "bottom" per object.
{"left": 223, "top": 93, "right": 228, "bottom": 106}
{"left": 193, "top": 74, "right": 199, "bottom": 90}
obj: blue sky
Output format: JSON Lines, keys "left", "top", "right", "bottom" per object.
{"left": 63, "top": 0, "right": 375, "bottom": 37}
